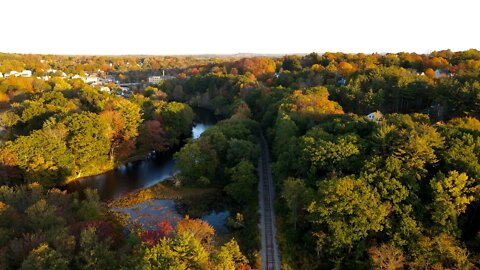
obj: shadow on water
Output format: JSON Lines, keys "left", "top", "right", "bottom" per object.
{"left": 67, "top": 154, "right": 176, "bottom": 200}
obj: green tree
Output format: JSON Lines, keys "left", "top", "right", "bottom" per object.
{"left": 410, "top": 233, "right": 472, "bottom": 269}
{"left": 143, "top": 232, "right": 209, "bottom": 270}
{"left": 174, "top": 139, "right": 218, "bottom": 185}
{"left": 281, "top": 178, "right": 309, "bottom": 230}
{"left": 63, "top": 112, "right": 110, "bottom": 177}
{"left": 20, "top": 243, "right": 69, "bottom": 270}
{"left": 75, "top": 227, "right": 116, "bottom": 270}
{"left": 430, "top": 171, "right": 478, "bottom": 234}
{"left": 282, "top": 55, "right": 302, "bottom": 72}
{"left": 301, "top": 128, "right": 361, "bottom": 175}
{"left": 116, "top": 99, "right": 142, "bottom": 140}
{"left": 307, "top": 176, "right": 389, "bottom": 251}
{"left": 225, "top": 139, "right": 260, "bottom": 166}
{"left": 224, "top": 161, "right": 257, "bottom": 204}
{"left": 1, "top": 129, "right": 74, "bottom": 186}
{"left": 159, "top": 102, "right": 194, "bottom": 146}
{"left": 143, "top": 238, "right": 187, "bottom": 270}
{"left": 212, "top": 239, "right": 248, "bottom": 270}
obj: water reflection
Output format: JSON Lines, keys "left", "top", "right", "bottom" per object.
{"left": 202, "top": 210, "right": 230, "bottom": 234}
{"left": 113, "top": 199, "right": 230, "bottom": 234}
{"left": 113, "top": 200, "right": 181, "bottom": 230}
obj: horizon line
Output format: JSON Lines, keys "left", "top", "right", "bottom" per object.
{"left": 2, "top": 48, "right": 478, "bottom": 58}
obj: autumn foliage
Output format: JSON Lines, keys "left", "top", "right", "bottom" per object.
{"left": 140, "top": 221, "right": 174, "bottom": 246}
{"left": 289, "top": 87, "right": 344, "bottom": 116}
{"left": 233, "top": 57, "right": 276, "bottom": 77}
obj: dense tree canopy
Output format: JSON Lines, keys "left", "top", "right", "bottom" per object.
{"left": 3, "top": 50, "right": 480, "bottom": 269}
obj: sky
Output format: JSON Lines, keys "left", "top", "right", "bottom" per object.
{"left": 1, "top": 0, "right": 479, "bottom": 55}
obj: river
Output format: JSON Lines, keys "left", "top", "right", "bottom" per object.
{"left": 67, "top": 107, "right": 230, "bottom": 233}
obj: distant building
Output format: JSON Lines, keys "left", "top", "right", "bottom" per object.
{"left": 84, "top": 76, "right": 99, "bottom": 84}
{"left": 148, "top": 70, "right": 175, "bottom": 84}
{"left": 100, "top": 86, "right": 111, "bottom": 93}
{"left": 72, "top": 74, "right": 82, "bottom": 79}
{"left": 37, "top": 75, "right": 50, "bottom": 81}
{"left": 0, "top": 72, "right": 3, "bottom": 78}
{"left": 3, "top": 70, "right": 31, "bottom": 78}
{"left": 367, "top": 111, "right": 383, "bottom": 123}
{"left": 4, "top": 71, "right": 18, "bottom": 78}
{"left": 148, "top": 76, "right": 162, "bottom": 84}
{"left": 104, "top": 75, "right": 115, "bottom": 82}
{"left": 19, "top": 70, "right": 32, "bottom": 77}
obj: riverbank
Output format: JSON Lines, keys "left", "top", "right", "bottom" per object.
{"left": 108, "top": 179, "right": 219, "bottom": 208}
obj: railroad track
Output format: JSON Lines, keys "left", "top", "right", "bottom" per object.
{"left": 258, "top": 134, "right": 280, "bottom": 270}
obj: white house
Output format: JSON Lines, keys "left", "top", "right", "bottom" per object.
{"left": 367, "top": 111, "right": 383, "bottom": 123}
{"left": 37, "top": 76, "right": 50, "bottom": 81}
{"left": 148, "top": 76, "right": 163, "bottom": 84}
{"left": 19, "top": 70, "right": 32, "bottom": 77}
{"left": 100, "top": 86, "right": 111, "bottom": 93}
{"left": 4, "top": 71, "right": 19, "bottom": 78}
{"left": 0, "top": 72, "right": 3, "bottom": 78}
{"left": 84, "top": 76, "right": 99, "bottom": 84}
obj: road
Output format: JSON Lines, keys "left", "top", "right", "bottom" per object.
{"left": 258, "top": 134, "right": 281, "bottom": 270}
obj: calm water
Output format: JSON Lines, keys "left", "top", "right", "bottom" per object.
{"left": 113, "top": 199, "right": 230, "bottom": 234}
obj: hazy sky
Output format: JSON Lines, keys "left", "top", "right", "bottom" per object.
{"left": 1, "top": 0, "right": 478, "bottom": 55}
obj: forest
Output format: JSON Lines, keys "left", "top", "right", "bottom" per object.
{"left": 1, "top": 49, "right": 480, "bottom": 269}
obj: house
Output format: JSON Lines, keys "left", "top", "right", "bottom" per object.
{"left": 0, "top": 72, "right": 3, "bottom": 78}
{"left": 19, "top": 70, "right": 32, "bottom": 77}
{"left": 117, "top": 86, "right": 132, "bottom": 97}
{"left": 148, "top": 70, "right": 175, "bottom": 84}
{"left": 367, "top": 111, "right": 383, "bottom": 123}
{"left": 72, "top": 74, "right": 83, "bottom": 79}
{"left": 4, "top": 71, "right": 19, "bottom": 78}
{"left": 148, "top": 76, "right": 163, "bottom": 84}
{"left": 37, "top": 76, "right": 50, "bottom": 81}
{"left": 104, "top": 75, "right": 115, "bottom": 82}
{"left": 100, "top": 86, "right": 111, "bottom": 93}
{"left": 84, "top": 76, "right": 99, "bottom": 84}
